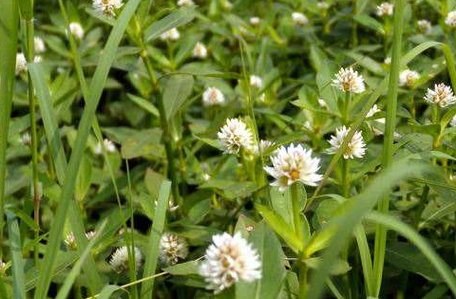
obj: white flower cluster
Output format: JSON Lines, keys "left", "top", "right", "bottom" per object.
{"left": 327, "top": 126, "right": 366, "bottom": 159}
{"left": 218, "top": 118, "right": 254, "bottom": 154}
{"left": 203, "top": 87, "right": 225, "bottom": 106}
{"left": 94, "top": 138, "right": 116, "bottom": 155}
{"left": 177, "top": 0, "right": 194, "bottom": 6}
{"left": 93, "top": 0, "right": 123, "bottom": 16}
{"left": 417, "top": 19, "right": 431, "bottom": 34}
{"left": 160, "top": 28, "right": 180, "bottom": 41}
{"left": 446, "top": 11, "right": 456, "bottom": 27}
{"left": 250, "top": 75, "right": 263, "bottom": 89}
{"left": 69, "top": 22, "right": 84, "bottom": 39}
{"left": 332, "top": 67, "right": 365, "bottom": 93}
{"left": 159, "top": 233, "right": 189, "bottom": 265}
{"left": 193, "top": 42, "right": 208, "bottom": 59}
{"left": 109, "top": 246, "right": 142, "bottom": 273}
{"left": 424, "top": 83, "right": 455, "bottom": 108}
{"left": 376, "top": 2, "right": 394, "bottom": 17}
{"left": 34, "top": 37, "right": 46, "bottom": 54}
{"left": 399, "top": 70, "right": 420, "bottom": 87}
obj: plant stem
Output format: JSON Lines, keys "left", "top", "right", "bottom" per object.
{"left": 298, "top": 261, "right": 308, "bottom": 299}
{"left": 291, "top": 183, "right": 303, "bottom": 240}
{"left": 341, "top": 158, "right": 350, "bottom": 198}
{"left": 372, "top": 0, "right": 405, "bottom": 296}
{"left": 342, "top": 92, "right": 351, "bottom": 125}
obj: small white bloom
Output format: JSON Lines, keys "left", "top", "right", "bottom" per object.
{"left": 318, "top": 98, "right": 327, "bottom": 108}
{"left": 109, "top": 246, "right": 142, "bottom": 273}
{"left": 366, "top": 104, "right": 381, "bottom": 118}
{"left": 94, "top": 138, "right": 116, "bottom": 155}
{"left": 424, "top": 83, "right": 456, "bottom": 108}
{"left": 254, "top": 139, "right": 274, "bottom": 155}
{"left": 332, "top": 67, "right": 365, "bottom": 93}
{"left": 69, "top": 22, "right": 84, "bottom": 39}
{"left": 264, "top": 144, "right": 322, "bottom": 191}
{"left": 64, "top": 232, "right": 77, "bottom": 250}
{"left": 217, "top": 118, "right": 254, "bottom": 154}
{"left": 450, "top": 173, "right": 456, "bottom": 181}
{"left": 203, "top": 87, "right": 225, "bottom": 106}
{"left": 0, "top": 260, "right": 7, "bottom": 276}
{"left": 177, "top": 0, "right": 194, "bottom": 6}
{"left": 86, "top": 230, "right": 96, "bottom": 240}
{"left": 200, "top": 232, "right": 261, "bottom": 293}
{"left": 292, "top": 12, "right": 309, "bottom": 26}
{"left": 160, "top": 28, "right": 180, "bottom": 41}
{"left": 20, "top": 133, "right": 31, "bottom": 146}
{"left": 154, "top": 198, "right": 179, "bottom": 212}
{"left": 203, "top": 173, "right": 211, "bottom": 181}
{"left": 446, "top": 11, "right": 456, "bottom": 27}
{"left": 93, "top": 0, "right": 123, "bottom": 16}
{"left": 450, "top": 115, "right": 456, "bottom": 127}
{"left": 193, "top": 42, "right": 208, "bottom": 59}
{"left": 159, "top": 233, "right": 189, "bottom": 266}
{"left": 376, "top": 2, "right": 394, "bottom": 17}
{"left": 317, "top": 1, "right": 329, "bottom": 9}
{"left": 417, "top": 19, "right": 431, "bottom": 34}
{"left": 327, "top": 126, "right": 366, "bottom": 159}
{"left": 16, "top": 53, "right": 27, "bottom": 75}
{"left": 384, "top": 57, "right": 391, "bottom": 65}
{"left": 34, "top": 56, "right": 42, "bottom": 63}
{"left": 399, "top": 70, "right": 420, "bottom": 87}
{"left": 34, "top": 37, "right": 46, "bottom": 54}
{"left": 304, "top": 120, "right": 313, "bottom": 131}
{"left": 250, "top": 75, "right": 263, "bottom": 89}
{"left": 250, "top": 17, "right": 260, "bottom": 26}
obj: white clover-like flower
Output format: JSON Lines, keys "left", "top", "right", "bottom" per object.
{"left": 16, "top": 53, "right": 27, "bottom": 75}
{"left": 64, "top": 232, "right": 77, "bottom": 250}
{"left": 199, "top": 232, "right": 261, "bottom": 294}
{"left": 292, "top": 12, "right": 309, "bottom": 26}
{"left": 154, "top": 198, "right": 179, "bottom": 212}
{"left": 318, "top": 98, "right": 327, "bottom": 108}
{"left": 177, "top": 0, "right": 194, "bottom": 6}
{"left": 332, "top": 67, "right": 365, "bottom": 93}
{"left": 250, "top": 17, "right": 260, "bottom": 26}
{"left": 69, "top": 22, "right": 84, "bottom": 39}
{"left": 264, "top": 144, "right": 322, "bottom": 191}
{"left": 94, "top": 138, "right": 116, "bottom": 155}
{"left": 159, "top": 233, "right": 189, "bottom": 266}
{"left": 327, "top": 126, "right": 366, "bottom": 159}
{"left": 417, "top": 19, "right": 431, "bottom": 34}
{"left": 366, "top": 104, "right": 381, "bottom": 118}
{"left": 160, "top": 28, "right": 180, "bottom": 41}
{"left": 317, "top": 1, "right": 329, "bottom": 9}
{"left": 86, "top": 230, "right": 96, "bottom": 240}
{"left": 203, "top": 87, "right": 225, "bottom": 106}
{"left": 34, "top": 37, "right": 46, "bottom": 54}
{"left": 250, "top": 75, "right": 263, "bottom": 89}
{"left": 384, "top": 57, "right": 391, "bottom": 65}
{"left": 424, "top": 83, "right": 456, "bottom": 108}
{"left": 109, "top": 246, "right": 142, "bottom": 273}
{"left": 254, "top": 139, "right": 274, "bottom": 156}
{"left": 399, "top": 70, "right": 420, "bottom": 87}
{"left": 217, "top": 118, "right": 254, "bottom": 154}
{"left": 0, "top": 260, "right": 7, "bottom": 276}
{"left": 450, "top": 115, "right": 456, "bottom": 127}
{"left": 193, "top": 42, "right": 208, "bottom": 59}
{"left": 376, "top": 2, "right": 393, "bottom": 17}
{"left": 20, "top": 133, "right": 31, "bottom": 146}
{"left": 93, "top": 0, "right": 123, "bottom": 16}
{"left": 446, "top": 11, "right": 456, "bottom": 27}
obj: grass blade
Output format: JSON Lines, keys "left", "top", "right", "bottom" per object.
{"left": 6, "top": 212, "right": 26, "bottom": 299}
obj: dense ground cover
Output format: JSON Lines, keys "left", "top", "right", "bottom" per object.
{"left": 3, "top": 0, "right": 456, "bottom": 298}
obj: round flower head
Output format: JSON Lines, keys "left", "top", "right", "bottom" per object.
{"left": 203, "top": 87, "right": 225, "bottom": 106}
{"left": 34, "top": 37, "right": 46, "bottom": 54}
{"left": 69, "top": 22, "right": 84, "bottom": 39}
{"left": 424, "top": 83, "right": 456, "bottom": 108}
{"left": 446, "top": 11, "right": 456, "bottom": 27}
{"left": 16, "top": 53, "right": 27, "bottom": 75}
{"left": 327, "top": 126, "right": 366, "bottom": 159}
{"left": 255, "top": 139, "right": 274, "bottom": 156}
{"left": 292, "top": 12, "right": 309, "bottom": 26}
{"left": 376, "top": 2, "right": 393, "bottom": 17}
{"left": 399, "top": 70, "right": 420, "bottom": 87}
{"left": 217, "top": 118, "right": 254, "bottom": 154}
{"left": 250, "top": 75, "right": 263, "bottom": 89}
{"left": 159, "top": 233, "right": 189, "bottom": 266}
{"left": 417, "top": 19, "right": 431, "bottom": 34}
{"left": 109, "top": 246, "right": 142, "bottom": 273}
{"left": 193, "top": 42, "right": 208, "bottom": 59}
{"left": 250, "top": 17, "right": 260, "bottom": 26}
{"left": 199, "top": 232, "right": 261, "bottom": 293}
{"left": 332, "top": 67, "right": 365, "bottom": 93}
{"left": 160, "top": 28, "right": 180, "bottom": 41}
{"left": 86, "top": 230, "right": 96, "bottom": 240}
{"left": 93, "top": 0, "right": 123, "bottom": 16}
{"left": 20, "top": 132, "right": 31, "bottom": 146}
{"left": 384, "top": 57, "right": 391, "bottom": 65}
{"left": 366, "top": 104, "right": 381, "bottom": 118}
{"left": 264, "top": 144, "right": 322, "bottom": 191}
{"left": 0, "top": 260, "right": 7, "bottom": 276}
{"left": 318, "top": 98, "right": 327, "bottom": 108}
{"left": 94, "top": 138, "right": 116, "bottom": 155}
{"left": 177, "top": 0, "right": 194, "bottom": 6}
{"left": 450, "top": 115, "right": 456, "bottom": 127}
{"left": 317, "top": 1, "right": 330, "bottom": 9}
{"left": 64, "top": 232, "right": 77, "bottom": 250}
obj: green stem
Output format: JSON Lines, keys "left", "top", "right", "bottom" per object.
{"left": 341, "top": 158, "right": 350, "bottom": 198}
{"left": 372, "top": 0, "right": 405, "bottom": 296}
{"left": 298, "top": 261, "right": 308, "bottom": 299}
{"left": 291, "top": 183, "right": 303, "bottom": 240}
{"left": 342, "top": 92, "right": 351, "bottom": 125}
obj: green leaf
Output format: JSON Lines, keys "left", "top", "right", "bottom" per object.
{"left": 163, "top": 74, "right": 194, "bottom": 121}
{"left": 164, "top": 261, "right": 200, "bottom": 275}
{"left": 7, "top": 212, "right": 26, "bottom": 299}
{"left": 75, "top": 155, "right": 92, "bottom": 202}
{"left": 353, "top": 14, "right": 385, "bottom": 35}
{"left": 305, "top": 257, "right": 351, "bottom": 276}
{"left": 144, "top": 8, "right": 197, "bottom": 41}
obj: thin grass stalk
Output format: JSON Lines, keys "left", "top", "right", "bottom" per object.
{"left": 291, "top": 183, "right": 307, "bottom": 298}
{"left": 0, "top": 0, "right": 19, "bottom": 258}
{"left": 372, "top": 0, "right": 405, "bottom": 296}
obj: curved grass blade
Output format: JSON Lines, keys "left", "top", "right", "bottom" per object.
{"left": 6, "top": 212, "right": 26, "bottom": 299}
{"left": 144, "top": 8, "right": 196, "bottom": 41}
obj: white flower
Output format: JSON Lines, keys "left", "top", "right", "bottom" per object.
{"left": 450, "top": 115, "right": 456, "bottom": 127}
{"left": 65, "top": 232, "right": 77, "bottom": 250}
{"left": 417, "top": 19, "right": 431, "bottom": 34}
{"left": 93, "top": 0, "right": 123, "bottom": 16}
{"left": 0, "top": 260, "right": 7, "bottom": 276}
{"left": 264, "top": 144, "right": 322, "bottom": 191}
{"left": 193, "top": 42, "right": 208, "bottom": 59}
{"left": 250, "top": 17, "right": 260, "bottom": 26}
{"left": 446, "top": 11, "right": 456, "bottom": 27}
{"left": 217, "top": 118, "right": 254, "bottom": 154}
{"left": 317, "top": 2, "right": 329, "bottom": 9}
{"left": 34, "top": 37, "right": 46, "bottom": 53}
{"left": 384, "top": 57, "right": 391, "bottom": 65}
{"left": 159, "top": 233, "right": 189, "bottom": 266}
{"left": 332, "top": 67, "right": 365, "bottom": 93}
{"left": 160, "top": 28, "right": 180, "bottom": 41}
{"left": 203, "top": 87, "right": 225, "bottom": 106}
{"left": 154, "top": 198, "right": 179, "bottom": 212}
{"left": 34, "top": 56, "right": 42, "bottom": 63}
{"left": 20, "top": 133, "right": 31, "bottom": 146}
{"left": 366, "top": 104, "right": 381, "bottom": 118}
{"left": 327, "top": 126, "right": 366, "bottom": 159}
{"left": 250, "top": 75, "right": 263, "bottom": 89}
{"left": 16, "top": 53, "right": 27, "bottom": 75}
{"left": 399, "top": 70, "right": 420, "bottom": 87}
{"left": 424, "top": 83, "right": 456, "bottom": 108}
{"left": 292, "top": 12, "right": 309, "bottom": 26}
{"left": 258, "top": 93, "right": 266, "bottom": 102}
{"left": 86, "top": 230, "right": 96, "bottom": 240}
{"left": 376, "top": 2, "right": 393, "bottom": 17}
{"left": 177, "top": 0, "right": 194, "bottom": 6}
{"left": 69, "top": 22, "right": 84, "bottom": 39}
{"left": 109, "top": 246, "right": 142, "bottom": 273}
{"left": 203, "top": 173, "right": 211, "bottom": 181}
{"left": 318, "top": 98, "right": 327, "bottom": 108}
{"left": 199, "top": 232, "right": 261, "bottom": 293}
{"left": 255, "top": 139, "right": 274, "bottom": 155}
{"left": 94, "top": 138, "right": 116, "bottom": 155}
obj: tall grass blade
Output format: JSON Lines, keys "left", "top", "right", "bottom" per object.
{"left": 6, "top": 212, "right": 26, "bottom": 299}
